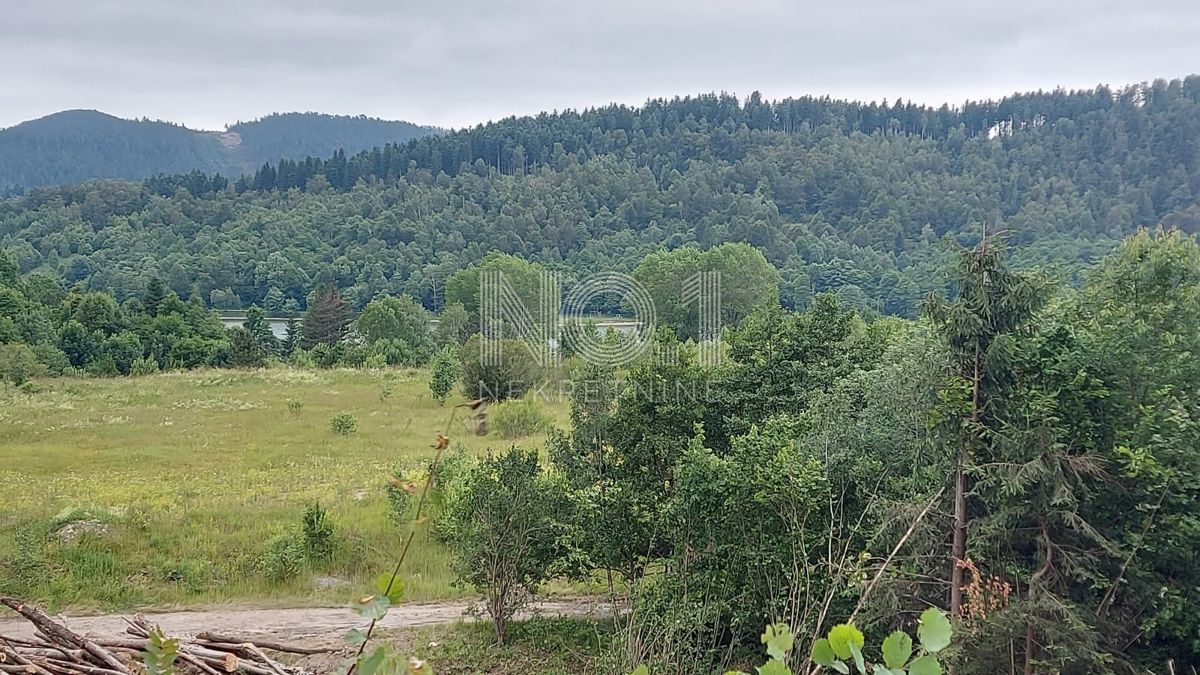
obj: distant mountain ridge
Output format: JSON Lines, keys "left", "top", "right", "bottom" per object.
{"left": 0, "top": 110, "right": 440, "bottom": 192}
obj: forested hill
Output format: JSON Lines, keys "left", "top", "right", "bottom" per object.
{"left": 0, "top": 111, "right": 440, "bottom": 192}
{"left": 2, "top": 77, "right": 1199, "bottom": 316}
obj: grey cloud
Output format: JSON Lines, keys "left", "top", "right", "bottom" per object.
{"left": 1, "top": 0, "right": 1197, "bottom": 131}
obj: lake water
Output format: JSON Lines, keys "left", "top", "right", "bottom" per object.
{"left": 218, "top": 313, "right": 290, "bottom": 339}
{"left": 217, "top": 313, "right": 641, "bottom": 341}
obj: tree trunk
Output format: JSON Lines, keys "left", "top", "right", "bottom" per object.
{"left": 951, "top": 341, "right": 981, "bottom": 619}
{"left": 950, "top": 452, "right": 966, "bottom": 618}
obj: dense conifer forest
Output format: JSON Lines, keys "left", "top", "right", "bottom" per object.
{"left": 3, "top": 78, "right": 1198, "bottom": 316}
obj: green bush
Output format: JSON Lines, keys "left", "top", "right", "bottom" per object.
{"left": 259, "top": 532, "right": 305, "bottom": 583}
{"left": 330, "top": 412, "right": 357, "bottom": 435}
{"left": 459, "top": 335, "right": 543, "bottom": 401}
{"left": 491, "top": 397, "right": 552, "bottom": 439}
{"left": 301, "top": 502, "right": 335, "bottom": 562}
{"left": 129, "top": 355, "right": 160, "bottom": 376}
{"left": 0, "top": 343, "right": 45, "bottom": 389}
{"left": 429, "top": 446, "right": 475, "bottom": 530}
{"left": 429, "top": 344, "right": 461, "bottom": 405}
{"left": 289, "top": 348, "right": 316, "bottom": 368}
{"left": 311, "top": 342, "right": 338, "bottom": 368}
{"left": 336, "top": 342, "right": 368, "bottom": 368}
{"left": 441, "top": 447, "right": 572, "bottom": 644}
{"left": 31, "top": 344, "right": 71, "bottom": 375}
{"left": 367, "top": 337, "right": 427, "bottom": 367}
{"left": 386, "top": 466, "right": 419, "bottom": 523}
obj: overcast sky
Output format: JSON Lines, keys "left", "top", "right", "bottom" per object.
{"left": 1, "top": 0, "right": 1197, "bottom": 131}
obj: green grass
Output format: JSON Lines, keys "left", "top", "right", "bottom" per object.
{"left": 0, "top": 366, "right": 568, "bottom": 612}
{"left": 396, "top": 618, "right": 614, "bottom": 675}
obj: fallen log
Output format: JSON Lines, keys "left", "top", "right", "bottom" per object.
{"left": 0, "top": 600, "right": 128, "bottom": 675}
{"left": 0, "top": 642, "right": 55, "bottom": 675}
{"left": 0, "top": 597, "right": 328, "bottom": 675}
{"left": 194, "top": 635, "right": 330, "bottom": 656}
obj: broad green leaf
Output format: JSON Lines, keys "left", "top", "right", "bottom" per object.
{"left": 757, "top": 659, "right": 791, "bottom": 675}
{"left": 907, "top": 655, "right": 941, "bottom": 675}
{"left": 356, "top": 647, "right": 387, "bottom": 675}
{"left": 344, "top": 628, "right": 368, "bottom": 646}
{"left": 881, "top": 631, "right": 913, "bottom": 669}
{"left": 722, "top": 671, "right": 750, "bottom": 675}
{"left": 916, "top": 608, "right": 952, "bottom": 653}
{"left": 871, "top": 667, "right": 902, "bottom": 675}
{"left": 811, "top": 638, "right": 836, "bottom": 666}
{"left": 848, "top": 641, "right": 865, "bottom": 674}
{"left": 829, "top": 661, "right": 850, "bottom": 675}
{"left": 827, "top": 624, "right": 865, "bottom": 660}
{"left": 761, "top": 623, "right": 794, "bottom": 661}
{"left": 142, "top": 626, "right": 179, "bottom": 675}
{"left": 374, "top": 573, "right": 406, "bottom": 604}
{"left": 351, "top": 594, "right": 392, "bottom": 620}
{"left": 630, "top": 667, "right": 649, "bottom": 675}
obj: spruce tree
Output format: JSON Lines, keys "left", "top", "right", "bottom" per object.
{"left": 143, "top": 277, "right": 167, "bottom": 317}
{"left": 924, "top": 238, "right": 1044, "bottom": 619}
{"left": 282, "top": 316, "right": 301, "bottom": 356}
{"left": 243, "top": 304, "right": 278, "bottom": 355}
{"left": 300, "top": 284, "right": 351, "bottom": 348}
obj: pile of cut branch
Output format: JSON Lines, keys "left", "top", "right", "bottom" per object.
{"left": 1, "top": 598, "right": 335, "bottom": 675}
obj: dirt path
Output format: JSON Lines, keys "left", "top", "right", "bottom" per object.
{"left": 0, "top": 598, "right": 610, "bottom": 645}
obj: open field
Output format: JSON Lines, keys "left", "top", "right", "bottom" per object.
{"left": 0, "top": 367, "right": 569, "bottom": 612}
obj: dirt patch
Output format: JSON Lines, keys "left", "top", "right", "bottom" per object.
{"left": 0, "top": 598, "right": 611, "bottom": 646}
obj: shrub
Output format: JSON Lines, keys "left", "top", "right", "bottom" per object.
{"left": 84, "top": 353, "right": 119, "bottom": 377}
{"left": 429, "top": 344, "right": 461, "bottom": 405}
{"left": 459, "top": 335, "right": 543, "bottom": 401}
{"left": 386, "top": 466, "right": 421, "bottom": 523}
{"left": 491, "top": 397, "right": 552, "bottom": 439}
{"left": 428, "top": 446, "right": 475, "bottom": 527}
{"left": 330, "top": 412, "right": 357, "bottom": 435}
{"left": 0, "top": 343, "right": 45, "bottom": 389}
{"left": 31, "top": 344, "right": 71, "bottom": 375}
{"left": 336, "top": 342, "right": 368, "bottom": 368}
{"left": 311, "top": 342, "right": 338, "bottom": 368}
{"left": 259, "top": 532, "right": 305, "bottom": 583}
{"left": 368, "top": 337, "right": 427, "bottom": 367}
{"left": 442, "top": 447, "right": 571, "bottom": 644}
{"left": 227, "top": 326, "right": 266, "bottom": 368}
{"left": 289, "top": 348, "right": 315, "bottom": 368}
{"left": 130, "top": 355, "right": 160, "bottom": 376}
{"left": 301, "top": 502, "right": 335, "bottom": 562}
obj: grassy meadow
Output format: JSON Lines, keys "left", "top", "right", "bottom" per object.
{"left": 0, "top": 367, "right": 568, "bottom": 612}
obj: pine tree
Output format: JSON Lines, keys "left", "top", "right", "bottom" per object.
{"left": 300, "top": 284, "right": 351, "bottom": 348}
{"left": 924, "top": 238, "right": 1044, "bottom": 619}
{"left": 143, "top": 277, "right": 167, "bottom": 317}
{"left": 243, "top": 304, "right": 278, "bottom": 355}
{"left": 282, "top": 316, "right": 301, "bottom": 356}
